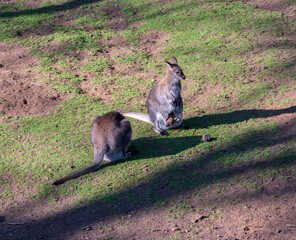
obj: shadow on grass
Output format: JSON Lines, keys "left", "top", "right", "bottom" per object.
{"left": 184, "top": 106, "right": 296, "bottom": 129}
{"left": 0, "top": 0, "right": 235, "bottom": 19}
{"left": 1, "top": 117, "right": 296, "bottom": 239}
{"left": 0, "top": 0, "right": 101, "bottom": 18}
{"left": 134, "top": 135, "right": 201, "bottom": 158}
{"left": 51, "top": 135, "right": 202, "bottom": 182}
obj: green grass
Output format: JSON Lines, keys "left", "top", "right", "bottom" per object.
{"left": 0, "top": 0, "right": 296, "bottom": 238}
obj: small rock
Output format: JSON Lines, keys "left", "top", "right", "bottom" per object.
{"left": 171, "top": 227, "right": 180, "bottom": 232}
{"left": 202, "top": 134, "right": 211, "bottom": 142}
{"left": 277, "top": 229, "right": 281, "bottom": 233}
{"left": 97, "top": 49, "right": 109, "bottom": 53}
{"left": 82, "top": 226, "right": 93, "bottom": 231}
{"left": 243, "top": 226, "right": 250, "bottom": 231}
{"left": 191, "top": 213, "right": 207, "bottom": 223}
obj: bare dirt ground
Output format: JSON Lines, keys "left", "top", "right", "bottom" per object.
{"left": 0, "top": 1, "right": 296, "bottom": 240}
{"left": 0, "top": 43, "right": 66, "bottom": 120}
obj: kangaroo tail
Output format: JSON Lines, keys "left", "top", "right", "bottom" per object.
{"left": 121, "top": 112, "right": 152, "bottom": 125}
{"left": 52, "top": 164, "right": 100, "bottom": 186}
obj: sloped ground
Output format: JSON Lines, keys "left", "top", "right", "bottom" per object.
{"left": 1, "top": 115, "right": 296, "bottom": 239}
{"left": 0, "top": 0, "right": 296, "bottom": 239}
{"left": 0, "top": 43, "right": 66, "bottom": 119}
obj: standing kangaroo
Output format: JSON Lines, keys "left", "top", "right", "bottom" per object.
{"left": 53, "top": 111, "right": 134, "bottom": 185}
{"left": 123, "top": 57, "right": 186, "bottom": 135}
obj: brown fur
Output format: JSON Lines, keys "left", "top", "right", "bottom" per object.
{"left": 122, "top": 57, "right": 186, "bottom": 136}
{"left": 146, "top": 57, "right": 185, "bottom": 135}
{"left": 53, "top": 111, "right": 133, "bottom": 185}
{"left": 166, "top": 112, "right": 180, "bottom": 127}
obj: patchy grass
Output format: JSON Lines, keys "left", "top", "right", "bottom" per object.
{"left": 0, "top": 0, "right": 295, "bottom": 239}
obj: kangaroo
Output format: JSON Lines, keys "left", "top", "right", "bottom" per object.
{"left": 122, "top": 57, "right": 186, "bottom": 136}
{"left": 165, "top": 112, "right": 179, "bottom": 127}
{"left": 53, "top": 111, "right": 134, "bottom": 185}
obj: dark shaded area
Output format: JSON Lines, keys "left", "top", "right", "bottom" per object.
{"left": 1, "top": 115, "right": 295, "bottom": 239}
{"left": 0, "top": 0, "right": 101, "bottom": 18}
{"left": 124, "top": 135, "right": 202, "bottom": 162}
{"left": 0, "top": 0, "right": 295, "bottom": 239}
{"left": 51, "top": 135, "right": 202, "bottom": 184}
{"left": 184, "top": 106, "right": 296, "bottom": 129}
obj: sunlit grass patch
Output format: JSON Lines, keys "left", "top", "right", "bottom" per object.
{"left": 0, "top": 0, "right": 295, "bottom": 227}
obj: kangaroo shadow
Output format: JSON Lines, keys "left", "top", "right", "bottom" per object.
{"left": 184, "top": 106, "right": 296, "bottom": 129}
{"left": 3, "top": 119, "right": 296, "bottom": 240}
{"left": 100, "top": 135, "right": 202, "bottom": 170}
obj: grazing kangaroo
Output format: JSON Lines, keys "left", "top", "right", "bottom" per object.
{"left": 53, "top": 111, "right": 134, "bottom": 185}
{"left": 122, "top": 57, "right": 186, "bottom": 135}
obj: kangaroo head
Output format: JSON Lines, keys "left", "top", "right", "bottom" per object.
{"left": 165, "top": 57, "right": 186, "bottom": 81}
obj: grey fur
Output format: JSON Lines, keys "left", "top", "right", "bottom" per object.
{"left": 53, "top": 111, "right": 133, "bottom": 185}
{"left": 122, "top": 57, "right": 185, "bottom": 135}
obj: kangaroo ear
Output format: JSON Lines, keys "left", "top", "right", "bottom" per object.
{"left": 165, "top": 61, "right": 173, "bottom": 70}
{"left": 171, "top": 56, "right": 178, "bottom": 65}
